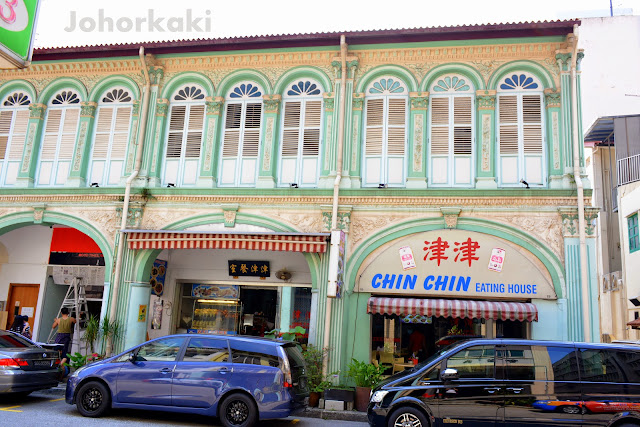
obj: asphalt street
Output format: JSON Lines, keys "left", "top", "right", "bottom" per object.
{"left": 0, "top": 391, "right": 369, "bottom": 427}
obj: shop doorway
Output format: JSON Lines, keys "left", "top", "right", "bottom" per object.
{"left": 6, "top": 283, "right": 39, "bottom": 330}
{"left": 240, "top": 287, "right": 277, "bottom": 336}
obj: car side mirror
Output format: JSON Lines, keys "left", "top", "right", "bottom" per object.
{"left": 441, "top": 368, "right": 459, "bottom": 382}
{"left": 128, "top": 352, "right": 137, "bottom": 363}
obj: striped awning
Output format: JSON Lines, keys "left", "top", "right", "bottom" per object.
{"left": 125, "top": 231, "right": 329, "bottom": 253}
{"left": 367, "top": 297, "right": 538, "bottom": 322}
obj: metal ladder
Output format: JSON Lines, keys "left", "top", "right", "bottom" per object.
{"left": 47, "top": 277, "right": 89, "bottom": 355}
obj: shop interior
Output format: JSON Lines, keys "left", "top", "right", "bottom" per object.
{"left": 371, "top": 313, "right": 527, "bottom": 374}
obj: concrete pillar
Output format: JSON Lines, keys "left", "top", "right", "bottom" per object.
{"left": 124, "top": 282, "right": 152, "bottom": 349}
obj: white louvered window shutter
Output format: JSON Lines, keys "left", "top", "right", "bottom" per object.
{"left": 220, "top": 99, "right": 262, "bottom": 187}
{"left": 38, "top": 106, "right": 80, "bottom": 186}
{"left": 364, "top": 98, "right": 384, "bottom": 186}
{"left": 452, "top": 96, "right": 473, "bottom": 185}
{"left": 0, "top": 108, "right": 28, "bottom": 186}
{"left": 522, "top": 94, "right": 543, "bottom": 185}
{"left": 90, "top": 100, "right": 133, "bottom": 187}
{"left": 498, "top": 95, "right": 520, "bottom": 185}
{"left": 386, "top": 98, "right": 406, "bottom": 186}
{"left": 430, "top": 97, "right": 450, "bottom": 185}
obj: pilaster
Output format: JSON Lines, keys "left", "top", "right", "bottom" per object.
{"left": 147, "top": 98, "right": 168, "bottom": 187}
{"left": 407, "top": 92, "right": 428, "bottom": 189}
{"left": 545, "top": 89, "right": 564, "bottom": 188}
{"left": 67, "top": 101, "right": 97, "bottom": 187}
{"left": 475, "top": 90, "right": 498, "bottom": 189}
{"left": 556, "top": 50, "right": 576, "bottom": 188}
{"left": 15, "top": 103, "right": 46, "bottom": 188}
{"left": 318, "top": 91, "right": 337, "bottom": 189}
{"left": 124, "top": 99, "right": 141, "bottom": 178}
{"left": 256, "top": 94, "right": 280, "bottom": 188}
{"left": 348, "top": 92, "right": 364, "bottom": 189}
{"left": 198, "top": 96, "right": 224, "bottom": 187}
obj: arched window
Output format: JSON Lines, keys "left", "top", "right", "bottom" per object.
{"left": 37, "top": 90, "right": 81, "bottom": 186}
{"left": 89, "top": 88, "right": 133, "bottom": 186}
{"left": 497, "top": 73, "right": 545, "bottom": 186}
{"left": 279, "top": 80, "right": 323, "bottom": 187}
{"left": 363, "top": 77, "right": 408, "bottom": 187}
{"left": 429, "top": 75, "right": 474, "bottom": 187}
{"left": 163, "top": 85, "right": 206, "bottom": 187}
{"left": 0, "top": 91, "right": 30, "bottom": 186}
{"left": 219, "top": 82, "right": 263, "bottom": 186}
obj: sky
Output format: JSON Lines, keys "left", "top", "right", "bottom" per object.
{"left": 32, "top": 0, "right": 637, "bottom": 48}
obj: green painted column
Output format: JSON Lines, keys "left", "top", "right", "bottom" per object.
{"left": 256, "top": 94, "right": 280, "bottom": 188}
{"left": 124, "top": 100, "right": 141, "bottom": 178}
{"left": 475, "top": 90, "right": 497, "bottom": 189}
{"left": 123, "top": 282, "right": 152, "bottom": 349}
{"left": 560, "top": 207, "right": 600, "bottom": 342}
{"left": 142, "top": 66, "right": 164, "bottom": 187}
{"left": 576, "top": 52, "right": 587, "bottom": 177}
{"left": 556, "top": 52, "right": 573, "bottom": 189}
{"left": 280, "top": 286, "right": 292, "bottom": 332}
{"left": 545, "top": 90, "right": 564, "bottom": 188}
{"left": 340, "top": 60, "right": 357, "bottom": 189}
{"left": 407, "top": 92, "right": 428, "bottom": 189}
{"left": 198, "top": 96, "right": 224, "bottom": 187}
{"left": 318, "top": 92, "right": 337, "bottom": 189}
{"left": 349, "top": 93, "right": 364, "bottom": 188}
{"left": 67, "top": 101, "right": 97, "bottom": 187}
{"left": 16, "top": 103, "right": 46, "bottom": 188}
{"left": 147, "top": 98, "right": 168, "bottom": 187}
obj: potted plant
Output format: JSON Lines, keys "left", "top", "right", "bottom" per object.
{"left": 302, "top": 344, "right": 332, "bottom": 407}
{"left": 81, "top": 314, "right": 100, "bottom": 354}
{"left": 346, "top": 358, "right": 386, "bottom": 412}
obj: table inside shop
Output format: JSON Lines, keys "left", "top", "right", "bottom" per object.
{"left": 393, "top": 362, "right": 417, "bottom": 374}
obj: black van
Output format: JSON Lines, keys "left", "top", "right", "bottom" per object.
{"left": 367, "top": 339, "right": 640, "bottom": 427}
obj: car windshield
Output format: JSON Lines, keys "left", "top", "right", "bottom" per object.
{"left": 410, "top": 342, "right": 463, "bottom": 370}
{"left": 0, "top": 331, "right": 32, "bottom": 348}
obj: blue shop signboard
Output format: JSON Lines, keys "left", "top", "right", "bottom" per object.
{"left": 357, "top": 229, "right": 556, "bottom": 300}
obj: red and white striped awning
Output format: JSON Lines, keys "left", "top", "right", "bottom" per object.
{"left": 367, "top": 297, "right": 538, "bottom": 322}
{"left": 125, "top": 231, "right": 329, "bottom": 253}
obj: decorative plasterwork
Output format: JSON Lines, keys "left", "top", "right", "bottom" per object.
{"left": 148, "top": 66, "right": 165, "bottom": 85}
{"left": 33, "top": 206, "right": 45, "bottom": 224}
{"left": 544, "top": 89, "right": 561, "bottom": 108}
{"left": 116, "top": 206, "right": 144, "bottom": 229}
{"left": 73, "top": 121, "right": 89, "bottom": 172}
{"left": 21, "top": 122, "right": 37, "bottom": 173}
{"left": 28, "top": 103, "right": 46, "bottom": 119}
{"left": 269, "top": 211, "right": 325, "bottom": 233}
{"left": 203, "top": 117, "right": 216, "bottom": 172}
{"left": 222, "top": 204, "right": 239, "bottom": 227}
{"left": 321, "top": 208, "right": 352, "bottom": 232}
{"left": 323, "top": 92, "right": 335, "bottom": 112}
{"left": 481, "top": 114, "right": 491, "bottom": 172}
{"left": 413, "top": 114, "right": 424, "bottom": 172}
{"left": 559, "top": 207, "right": 599, "bottom": 238}
{"left": 476, "top": 90, "right": 496, "bottom": 110}
{"left": 349, "top": 213, "right": 407, "bottom": 247}
{"left": 262, "top": 94, "right": 281, "bottom": 114}
{"left": 262, "top": 117, "right": 274, "bottom": 171}
{"left": 205, "top": 96, "right": 224, "bottom": 115}
{"left": 551, "top": 111, "right": 560, "bottom": 170}
{"left": 331, "top": 56, "right": 359, "bottom": 79}
{"left": 409, "top": 92, "right": 429, "bottom": 110}
{"left": 441, "top": 207, "right": 462, "bottom": 229}
{"left": 80, "top": 101, "right": 97, "bottom": 118}
{"left": 132, "top": 100, "right": 141, "bottom": 116}
{"left": 352, "top": 93, "right": 364, "bottom": 111}
{"left": 156, "top": 98, "right": 169, "bottom": 116}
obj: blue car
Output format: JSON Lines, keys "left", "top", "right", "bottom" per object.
{"left": 66, "top": 334, "right": 308, "bottom": 427}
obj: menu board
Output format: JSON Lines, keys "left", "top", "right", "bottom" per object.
{"left": 191, "top": 284, "right": 239, "bottom": 299}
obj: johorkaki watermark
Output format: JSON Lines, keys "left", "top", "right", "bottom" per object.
{"left": 64, "top": 9, "right": 212, "bottom": 33}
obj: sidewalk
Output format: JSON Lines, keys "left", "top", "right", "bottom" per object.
{"left": 41, "top": 384, "right": 369, "bottom": 423}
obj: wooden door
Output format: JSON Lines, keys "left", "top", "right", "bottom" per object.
{"left": 6, "top": 283, "right": 40, "bottom": 330}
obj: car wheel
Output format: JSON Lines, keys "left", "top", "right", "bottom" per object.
{"left": 219, "top": 393, "right": 257, "bottom": 427}
{"left": 76, "top": 381, "right": 110, "bottom": 417}
{"left": 559, "top": 405, "right": 581, "bottom": 414}
{"left": 387, "top": 406, "right": 429, "bottom": 427}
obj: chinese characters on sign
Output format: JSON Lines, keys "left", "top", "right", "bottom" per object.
{"left": 228, "top": 261, "right": 270, "bottom": 278}
{"left": 423, "top": 237, "right": 481, "bottom": 267}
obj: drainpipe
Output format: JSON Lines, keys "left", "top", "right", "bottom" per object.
{"left": 571, "top": 25, "right": 591, "bottom": 342}
{"left": 323, "top": 35, "right": 347, "bottom": 375}
{"left": 105, "top": 47, "right": 151, "bottom": 355}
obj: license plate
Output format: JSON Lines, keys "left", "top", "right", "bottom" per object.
{"left": 33, "top": 360, "right": 52, "bottom": 368}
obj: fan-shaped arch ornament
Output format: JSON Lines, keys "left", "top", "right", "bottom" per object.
{"left": 174, "top": 86, "right": 205, "bottom": 101}
{"left": 52, "top": 90, "right": 80, "bottom": 105}
{"left": 368, "top": 78, "right": 406, "bottom": 95}
{"left": 287, "top": 81, "right": 321, "bottom": 96}
{"left": 3, "top": 92, "right": 30, "bottom": 106}
{"left": 103, "top": 88, "right": 132, "bottom": 103}
{"left": 432, "top": 76, "right": 471, "bottom": 92}
{"left": 230, "top": 83, "right": 262, "bottom": 99}
{"left": 500, "top": 74, "right": 539, "bottom": 90}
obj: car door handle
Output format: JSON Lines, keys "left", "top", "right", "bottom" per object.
{"left": 506, "top": 387, "right": 524, "bottom": 394}
{"left": 218, "top": 367, "right": 229, "bottom": 374}
{"left": 159, "top": 367, "right": 173, "bottom": 374}
{"left": 483, "top": 387, "right": 501, "bottom": 394}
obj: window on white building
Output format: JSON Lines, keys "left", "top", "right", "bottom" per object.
{"left": 279, "top": 80, "right": 322, "bottom": 187}
{"left": 429, "top": 75, "right": 474, "bottom": 187}
{"left": 363, "top": 77, "right": 407, "bottom": 187}
{"left": 163, "top": 85, "right": 206, "bottom": 187}
{"left": 219, "top": 83, "right": 263, "bottom": 187}
{"left": 89, "top": 88, "right": 133, "bottom": 186}
{"left": 0, "top": 92, "right": 30, "bottom": 186}
{"left": 37, "top": 90, "right": 81, "bottom": 186}
{"left": 497, "top": 73, "right": 545, "bottom": 186}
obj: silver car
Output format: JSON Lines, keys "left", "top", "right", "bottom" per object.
{"left": 0, "top": 330, "right": 60, "bottom": 395}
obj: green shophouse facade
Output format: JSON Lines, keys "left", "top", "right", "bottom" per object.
{"left": 0, "top": 21, "right": 599, "bottom": 375}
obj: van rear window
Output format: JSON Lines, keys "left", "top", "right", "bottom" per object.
{"left": 283, "top": 345, "right": 305, "bottom": 368}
